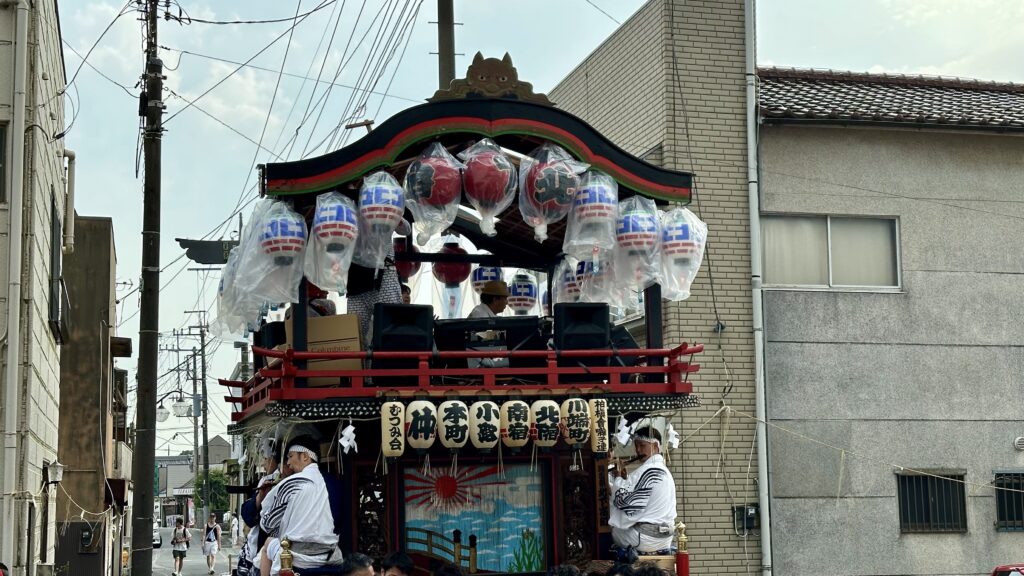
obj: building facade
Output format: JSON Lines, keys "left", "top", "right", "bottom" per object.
{"left": 550, "top": 0, "right": 763, "bottom": 573}
{"left": 55, "top": 216, "right": 131, "bottom": 575}
{"left": 759, "top": 68, "right": 1024, "bottom": 575}
{"left": 0, "top": 1, "right": 73, "bottom": 574}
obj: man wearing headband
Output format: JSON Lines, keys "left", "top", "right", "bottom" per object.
{"left": 608, "top": 426, "right": 677, "bottom": 555}
{"left": 258, "top": 435, "right": 343, "bottom": 575}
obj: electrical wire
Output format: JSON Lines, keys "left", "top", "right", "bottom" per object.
{"left": 164, "top": 87, "right": 282, "bottom": 159}
{"left": 584, "top": 0, "right": 621, "bottom": 25}
{"left": 60, "top": 39, "right": 137, "bottom": 98}
{"left": 176, "top": 0, "right": 337, "bottom": 25}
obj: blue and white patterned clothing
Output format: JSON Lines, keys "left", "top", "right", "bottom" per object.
{"left": 608, "top": 453, "right": 676, "bottom": 552}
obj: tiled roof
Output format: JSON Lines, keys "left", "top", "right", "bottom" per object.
{"left": 758, "top": 67, "right": 1024, "bottom": 130}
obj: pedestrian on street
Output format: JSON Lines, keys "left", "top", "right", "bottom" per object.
{"left": 229, "top": 511, "right": 240, "bottom": 547}
{"left": 170, "top": 517, "right": 191, "bottom": 576}
{"left": 203, "top": 512, "right": 222, "bottom": 574}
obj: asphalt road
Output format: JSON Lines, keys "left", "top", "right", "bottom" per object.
{"left": 151, "top": 527, "right": 241, "bottom": 576}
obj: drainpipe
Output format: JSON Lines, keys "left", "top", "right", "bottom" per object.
{"left": 744, "top": 0, "right": 772, "bottom": 575}
{"left": 2, "top": 0, "right": 31, "bottom": 567}
{"left": 62, "top": 149, "right": 75, "bottom": 254}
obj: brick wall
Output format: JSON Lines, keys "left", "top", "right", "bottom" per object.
{"left": 551, "top": 0, "right": 760, "bottom": 572}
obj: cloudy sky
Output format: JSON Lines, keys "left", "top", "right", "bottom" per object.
{"left": 57, "top": 0, "right": 1023, "bottom": 450}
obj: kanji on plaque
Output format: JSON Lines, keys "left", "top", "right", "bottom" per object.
{"left": 381, "top": 401, "right": 405, "bottom": 458}
{"left": 405, "top": 401, "right": 437, "bottom": 450}
{"left": 560, "top": 398, "right": 590, "bottom": 446}
{"left": 531, "top": 400, "right": 561, "bottom": 448}
{"left": 469, "top": 401, "right": 500, "bottom": 450}
{"left": 588, "top": 398, "right": 609, "bottom": 454}
{"left": 500, "top": 400, "right": 531, "bottom": 450}
{"left": 439, "top": 400, "right": 469, "bottom": 449}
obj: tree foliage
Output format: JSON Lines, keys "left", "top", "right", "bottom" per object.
{"left": 193, "top": 469, "right": 229, "bottom": 511}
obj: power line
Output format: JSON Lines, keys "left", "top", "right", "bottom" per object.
{"left": 61, "top": 39, "right": 137, "bottom": 98}
{"left": 164, "top": 87, "right": 283, "bottom": 159}
{"left": 173, "top": 0, "right": 337, "bottom": 25}
{"left": 584, "top": 0, "right": 621, "bottom": 25}
{"left": 60, "top": 0, "right": 135, "bottom": 100}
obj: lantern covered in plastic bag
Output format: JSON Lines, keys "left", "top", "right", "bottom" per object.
{"left": 500, "top": 400, "right": 531, "bottom": 450}
{"left": 564, "top": 170, "right": 618, "bottom": 258}
{"left": 460, "top": 139, "right": 517, "bottom": 236}
{"left": 470, "top": 401, "right": 500, "bottom": 450}
{"left": 616, "top": 196, "right": 662, "bottom": 290}
{"left": 260, "top": 204, "right": 307, "bottom": 265}
{"left": 519, "top": 143, "right": 586, "bottom": 242}
{"left": 471, "top": 265, "right": 502, "bottom": 294}
{"left": 508, "top": 273, "right": 537, "bottom": 315}
{"left": 312, "top": 193, "right": 359, "bottom": 253}
{"left": 661, "top": 207, "right": 708, "bottom": 301}
{"left": 404, "top": 143, "right": 464, "bottom": 245}
{"left": 432, "top": 242, "right": 471, "bottom": 288}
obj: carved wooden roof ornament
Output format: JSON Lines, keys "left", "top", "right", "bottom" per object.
{"left": 430, "top": 52, "right": 553, "bottom": 106}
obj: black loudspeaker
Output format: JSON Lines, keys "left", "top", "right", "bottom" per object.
{"left": 554, "top": 303, "right": 610, "bottom": 381}
{"left": 254, "top": 321, "right": 286, "bottom": 371}
{"left": 371, "top": 304, "right": 434, "bottom": 384}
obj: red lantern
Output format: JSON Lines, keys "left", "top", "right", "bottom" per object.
{"left": 463, "top": 151, "right": 516, "bottom": 208}
{"left": 393, "top": 238, "right": 421, "bottom": 281}
{"left": 405, "top": 154, "right": 462, "bottom": 207}
{"left": 432, "top": 242, "right": 471, "bottom": 288}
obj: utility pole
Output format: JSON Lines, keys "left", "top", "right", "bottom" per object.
{"left": 131, "top": 1, "right": 163, "bottom": 574}
{"left": 437, "top": 0, "right": 455, "bottom": 89}
{"left": 191, "top": 349, "right": 201, "bottom": 524}
{"left": 186, "top": 310, "right": 211, "bottom": 520}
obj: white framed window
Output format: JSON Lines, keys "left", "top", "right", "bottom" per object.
{"left": 762, "top": 215, "right": 900, "bottom": 289}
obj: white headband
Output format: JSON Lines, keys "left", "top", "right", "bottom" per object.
{"left": 287, "top": 445, "right": 318, "bottom": 462}
{"left": 632, "top": 434, "right": 661, "bottom": 447}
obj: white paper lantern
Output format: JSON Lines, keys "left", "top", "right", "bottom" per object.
{"left": 405, "top": 401, "right": 437, "bottom": 450}
{"left": 560, "top": 398, "right": 590, "bottom": 446}
{"left": 469, "top": 401, "right": 500, "bottom": 450}
{"left": 381, "top": 401, "right": 406, "bottom": 458}
{"left": 438, "top": 400, "right": 470, "bottom": 449}
{"left": 531, "top": 400, "right": 561, "bottom": 448}
{"left": 588, "top": 399, "right": 609, "bottom": 454}
{"left": 500, "top": 400, "right": 531, "bottom": 450}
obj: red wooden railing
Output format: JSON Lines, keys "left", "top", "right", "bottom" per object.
{"left": 221, "top": 343, "right": 703, "bottom": 422}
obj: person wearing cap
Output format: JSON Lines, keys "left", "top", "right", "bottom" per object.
{"left": 258, "top": 435, "right": 343, "bottom": 575}
{"left": 608, "top": 426, "right": 677, "bottom": 556}
{"left": 468, "top": 280, "right": 509, "bottom": 318}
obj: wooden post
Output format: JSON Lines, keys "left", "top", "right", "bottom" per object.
{"left": 469, "top": 534, "right": 478, "bottom": 574}
{"left": 674, "top": 522, "right": 689, "bottom": 576}
{"left": 280, "top": 539, "right": 295, "bottom": 576}
{"left": 453, "top": 529, "right": 463, "bottom": 567}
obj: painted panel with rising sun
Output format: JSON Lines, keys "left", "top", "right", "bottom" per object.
{"left": 404, "top": 464, "right": 547, "bottom": 573}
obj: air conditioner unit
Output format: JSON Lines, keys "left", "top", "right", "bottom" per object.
{"left": 1014, "top": 436, "right": 1024, "bottom": 451}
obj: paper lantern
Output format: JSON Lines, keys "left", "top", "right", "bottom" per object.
{"left": 438, "top": 400, "right": 470, "bottom": 449}
{"left": 311, "top": 193, "right": 359, "bottom": 253}
{"left": 564, "top": 170, "right": 618, "bottom": 257}
{"left": 259, "top": 204, "right": 306, "bottom": 265}
{"left": 508, "top": 273, "right": 537, "bottom": 315}
{"left": 560, "top": 398, "right": 590, "bottom": 446}
{"left": 530, "top": 400, "right": 561, "bottom": 448}
{"left": 471, "top": 266, "right": 502, "bottom": 294}
{"left": 661, "top": 208, "right": 708, "bottom": 301}
{"left": 404, "top": 144, "right": 463, "bottom": 207}
{"left": 405, "top": 401, "right": 437, "bottom": 450}
{"left": 500, "top": 400, "right": 531, "bottom": 450}
{"left": 359, "top": 171, "right": 405, "bottom": 232}
{"left": 381, "top": 402, "right": 406, "bottom": 458}
{"left": 520, "top": 149, "right": 581, "bottom": 242}
{"left": 541, "top": 290, "right": 550, "bottom": 315}
{"left": 460, "top": 139, "right": 517, "bottom": 236}
{"left": 588, "top": 399, "right": 609, "bottom": 454}
{"left": 469, "top": 401, "right": 500, "bottom": 450}
{"left": 394, "top": 238, "right": 421, "bottom": 281}
{"left": 555, "top": 260, "right": 580, "bottom": 303}
{"left": 616, "top": 205, "right": 660, "bottom": 256}
{"left": 432, "top": 242, "right": 471, "bottom": 288}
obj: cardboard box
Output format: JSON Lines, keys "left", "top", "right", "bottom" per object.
{"left": 284, "top": 314, "right": 362, "bottom": 387}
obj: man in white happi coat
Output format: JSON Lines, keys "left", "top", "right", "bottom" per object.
{"left": 259, "top": 436, "right": 343, "bottom": 575}
{"left": 608, "top": 426, "right": 677, "bottom": 554}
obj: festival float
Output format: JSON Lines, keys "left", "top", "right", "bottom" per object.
{"left": 218, "top": 54, "right": 707, "bottom": 576}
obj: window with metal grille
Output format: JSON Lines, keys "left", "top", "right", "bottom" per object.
{"left": 995, "top": 472, "right": 1024, "bottom": 531}
{"left": 896, "top": 473, "right": 967, "bottom": 533}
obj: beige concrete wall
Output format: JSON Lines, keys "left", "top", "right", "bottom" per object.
{"left": 551, "top": 0, "right": 760, "bottom": 572}
{"left": 0, "top": 0, "right": 69, "bottom": 570}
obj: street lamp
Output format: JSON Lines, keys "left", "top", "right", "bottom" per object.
{"left": 156, "top": 403, "right": 170, "bottom": 423}
{"left": 44, "top": 460, "right": 65, "bottom": 487}
{"left": 171, "top": 395, "right": 190, "bottom": 418}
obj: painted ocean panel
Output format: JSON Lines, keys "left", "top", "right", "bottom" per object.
{"left": 403, "top": 464, "right": 546, "bottom": 573}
